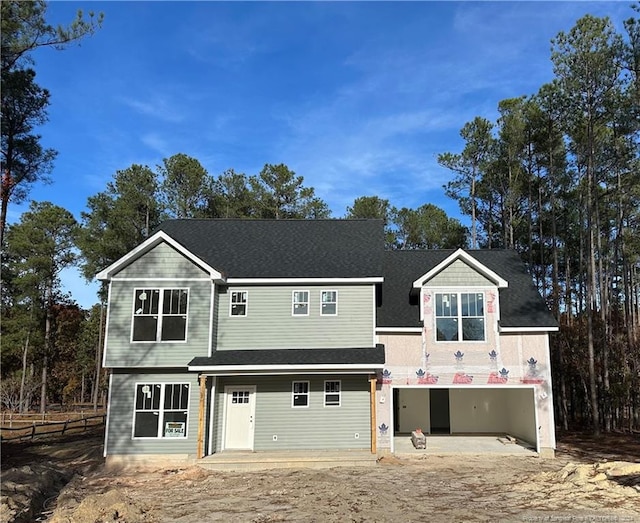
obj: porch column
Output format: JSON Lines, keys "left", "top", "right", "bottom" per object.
{"left": 197, "top": 374, "right": 207, "bottom": 459}
{"left": 369, "top": 375, "right": 377, "bottom": 454}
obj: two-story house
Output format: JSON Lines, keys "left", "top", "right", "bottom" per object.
{"left": 98, "top": 219, "right": 386, "bottom": 465}
{"left": 97, "top": 219, "right": 557, "bottom": 466}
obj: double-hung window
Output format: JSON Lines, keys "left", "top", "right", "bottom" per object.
{"left": 292, "top": 381, "right": 309, "bottom": 407}
{"left": 292, "top": 291, "right": 309, "bottom": 316}
{"left": 132, "top": 288, "right": 188, "bottom": 342}
{"left": 435, "top": 292, "right": 485, "bottom": 341}
{"left": 133, "top": 383, "right": 189, "bottom": 438}
{"left": 324, "top": 380, "right": 341, "bottom": 407}
{"left": 230, "top": 290, "right": 248, "bottom": 317}
{"left": 321, "top": 290, "right": 338, "bottom": 316}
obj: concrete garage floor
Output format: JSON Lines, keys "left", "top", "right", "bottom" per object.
{"left": 393, "top": 434, "right": 538, "bottom": 456}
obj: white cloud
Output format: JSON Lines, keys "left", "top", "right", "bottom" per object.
{"left": 119, "top": 94, "right": 186, "bottom": 123}
{"left": 140, "top": 133, "right": 173, "bottom": 158}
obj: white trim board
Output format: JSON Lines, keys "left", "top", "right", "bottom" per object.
{"left": 226, "top": 277, "right": 384, "bottom": 284}
{"left": 499, "top": 326, "right": 559, "bottom": 333}
{"left": 189, "top": 364, "right": 384, "bottom": 374}
{"left": 376, "top": 327, "right": 422, "bottom": 333}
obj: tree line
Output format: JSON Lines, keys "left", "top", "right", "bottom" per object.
{"left": 1, "top": 1, "right": 639, "bottom": 436}
{"left": 437, "top": 9, "right": 640, "bottom": 434}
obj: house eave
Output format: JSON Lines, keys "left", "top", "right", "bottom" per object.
{"left": 499, "top": 326, "right": 559, "bottom": 333}
{"left": 188, "top": 363, "right": 385, "bottom": 374}
{"left": 226, "top": 277, "right": 384, "bottom": 284}
{"left": 375, "top": 327, "right": 422, "bottom": 333}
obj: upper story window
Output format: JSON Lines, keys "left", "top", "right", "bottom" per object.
{"left": 230, "top": 291, "right": 248, "bottom": 317}
{"left": 133, "top": 383, "right": 189, "bottom": 438}
{"left": 132, "top": 288, "right": 188, "bottom": 342}
{"left": 292, "top": 290, "right": 309, "bottom": 316}
{"left": 435, "top": 292, "right": 485, "bottom": 341}
{"left": 321, "top": 290, "right": 338, "bottom": 316}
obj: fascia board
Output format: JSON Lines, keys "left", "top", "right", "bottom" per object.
{"left": 499, "top": 326, "right": 560, "bottom": 333}
{"left": 226, "top": 277, "right": 384, "bottom": 284}
{"left": 188, "top": 363, "right": 384, "bottom": 373}
{"left": 375, "top": 327, "right": 422, "bottom": 333}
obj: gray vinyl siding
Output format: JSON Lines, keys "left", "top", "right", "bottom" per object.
{"left": 117, "top": 242, "right": 210, "bottom": 279}
{"left": 211, "top": 288, "right": 220, "bottom": 352}
{"left": 427, "top": 259, "right": 493, "bottom": 287}
{"left": 212, "top": 375, "right": 371, "bottom": 452}
{"left": 104, "top": 278, "right": 212, "bottom": 367}
{"left": 106, "top": 371, "right": 200, "bottom": 455}
{"left": 216, "top": 285, "right": 374, "bottom": 349}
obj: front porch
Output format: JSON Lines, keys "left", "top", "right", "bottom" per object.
{"left": 197, "top": 449, "right": 378, "bottom": 471}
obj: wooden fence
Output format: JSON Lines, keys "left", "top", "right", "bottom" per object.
{"left": 0, "top": 413, "right": 106, "bottom": 442}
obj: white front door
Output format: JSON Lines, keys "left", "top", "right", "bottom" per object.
{"left": 224, "top": 385, "right": 256, "bottom": 450}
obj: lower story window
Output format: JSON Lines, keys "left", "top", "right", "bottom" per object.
{"left": 133, "top": 383, "right": 189, "bottom": 438}
{"left": 324, "top": 380, "right": 341, "bottom": 407}
{"left": 292, "top": 381, "right": 309, "bottom": 407}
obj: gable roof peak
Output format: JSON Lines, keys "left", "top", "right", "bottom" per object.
{"left": 95, "top": 230, "right": 224, "bottom": 282}
{"left": 411, "top": 248, "right": 508, "bottom": 288}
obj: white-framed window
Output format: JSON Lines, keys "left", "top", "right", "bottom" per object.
{"left": 231, "top": 390, "right": 250, "bottom": 404}
{"left": 292, "top": 381, "right": 310, "bottom": 407}
{"left": 132, "top": 288, "right": 188, "bottom": 342}
{"left": 324, "top": 380, "right": 341, "bottom": 407}
{"left": 321, "top": 290, "right": 338, "bottom": 316}
{"left": 292, "top": 290, "right": 309, "bottom": 316}
{"left": 230, "top": 290, "right": 248, "bottom": 317}
{"left": 133, "top": 383, "right": 189, "bottom": 438}
{"left": 435, "top": 292, "right": 485, "bottom": 341}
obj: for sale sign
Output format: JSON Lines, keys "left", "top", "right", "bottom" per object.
{"left": 164, "top": 421, "right": 185, "bottom": 438}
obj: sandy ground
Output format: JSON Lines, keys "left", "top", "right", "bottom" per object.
{"left": 1, "top": 428, "right": 639, "bottom": 523}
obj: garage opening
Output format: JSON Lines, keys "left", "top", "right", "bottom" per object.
{"left": 393, "top": 387, "right": 538, "bottom": 451}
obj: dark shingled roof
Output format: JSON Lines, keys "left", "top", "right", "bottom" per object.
{"left": 156, "top": 219, "right": 384, "bottom": 279}
{"left": 377, "top": 249, "right": 557, "bottom": 330}
{"left": 150, "top": 219, "right": 554, "bottom": 330}
{"left": 189, "top": 345, "right": 385, "bottom": 367}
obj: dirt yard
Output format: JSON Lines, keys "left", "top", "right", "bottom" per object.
{"left": 1, "top": 428, "right": 639, "bottom": 523}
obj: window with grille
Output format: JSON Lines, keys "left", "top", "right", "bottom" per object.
{"left": 435, "top": 292, "right": 485, "bottom": 341}
{"left": 132, "top": 288, "right": 188, "bottom": 342}
{"left": 133, "top": 383, "right": 189, "bottom": 438}
{"left": 292, "top": 291, "right": 309, "bottom": 316}
{"left": 292, "top": 381, "right": 309, "bottom": 407}
{"left": 230, "top": 290, "right": 248, "bottom": 317}
{"left": 321, "top": 290, "right": 338, "bottom": 316}
{"left": 324, "top": 380, "right": 341, "bottom": 407}
{"left": 231, "top": 390, "right": 250, "bottom": 404}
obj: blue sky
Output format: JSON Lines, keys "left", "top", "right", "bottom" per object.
{"left": 11, "top": 1, "right": 633, "bottom": 308}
